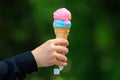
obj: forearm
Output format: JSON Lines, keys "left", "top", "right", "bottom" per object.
{"left": 0, "top": 51, "right": 38, "bottom": 80}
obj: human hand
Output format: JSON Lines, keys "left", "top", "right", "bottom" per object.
{"left": 32, "top": 38, "right": 69, "bottom": 68}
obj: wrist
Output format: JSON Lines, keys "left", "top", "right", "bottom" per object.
{"left": 32, "top": 49, "right": 42, "bottom": 68}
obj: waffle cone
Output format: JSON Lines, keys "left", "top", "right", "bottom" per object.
{"left": 54, "top": 27, "right": 70, "bottom": 40}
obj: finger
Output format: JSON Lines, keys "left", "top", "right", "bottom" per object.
{"left": 56, "top": 53, "right": 68, "bottom": 62}
{"left": 53, "top": 38, "right": 69, "bottom": 46}
{"left": 55, "top": 46, "right": 69, "bottom": 54}
{"left": 55, "top": 60, "right": 67, "bottom": 66}
{"left": 52, "top": 52, "right": 68, "bottom": 66}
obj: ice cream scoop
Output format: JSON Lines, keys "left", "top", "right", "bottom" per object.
{"left": 53, "top": 8, "right": 71, "bottom": 23}
{"left": 53, "top": 8, "right": 72, "bottom": 75}
{"left": 53, "top": 8, "right": 71, "bottom": 28}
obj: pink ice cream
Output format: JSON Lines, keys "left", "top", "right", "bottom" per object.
{"left": 53, "top": 8, "right": 72, "bottom": 21}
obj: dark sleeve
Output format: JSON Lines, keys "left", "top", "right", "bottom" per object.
{"left": 0, "top": 51, "right": 38, "bottom": 80}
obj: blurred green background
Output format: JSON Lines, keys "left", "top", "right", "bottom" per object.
{"left": 0, "top": 0, "right": 120, "bottom": 80}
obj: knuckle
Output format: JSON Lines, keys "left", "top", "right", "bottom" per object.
{"left": 52, "top": 53, "right": 57, "bottom": 58}
{"left": 65, "top": 57, "right": 68, "bottom": 62}
{"left": 49, "top": 44, "right": 55, "bottom": 51}
{"left": 64, "top": 56, "right": 68, "bottom": 62}
{"left": 63, "top": 56, "right": 67, "bottom": 62}
{"left": 51, "top": 59, "right": 57, "bottom": 65}
{"left": 49, "top": 59, "right": 56, "bottom": 66}
{"left": 66, "top": 48, "right": 69, "bottom": 53}
{"left": 62, "top": 47, "right": 69, "bottom": 54}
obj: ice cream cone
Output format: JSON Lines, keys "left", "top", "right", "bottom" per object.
{"left": 54, "top": 27, "right": 70, "bottom": 40}
{"left": 53, "top": 8, "right": 72, "bottom": 75}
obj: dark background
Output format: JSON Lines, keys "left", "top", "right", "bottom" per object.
{"left": 0, "top": 0, "right": 120, "bottom": 80}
